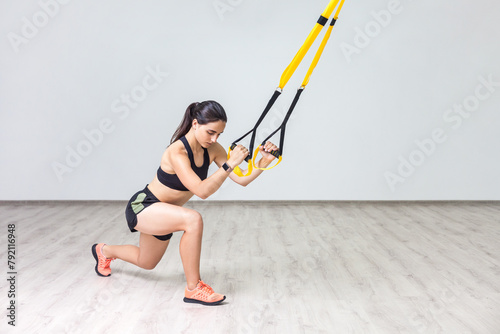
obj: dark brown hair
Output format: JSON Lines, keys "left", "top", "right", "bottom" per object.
{"left": 170, "top": 100, "right": 227, "bottom": 144}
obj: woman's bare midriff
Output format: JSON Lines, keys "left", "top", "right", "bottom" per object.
{"left": 147, "top": 175, "right": 194, "bottom": 207}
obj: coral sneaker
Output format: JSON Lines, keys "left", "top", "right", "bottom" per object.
{"left": 91, "top": 243, "right": 115, "bottom": 277}
{"left": 183, "top": 280, "right": 226, "bottom": 306}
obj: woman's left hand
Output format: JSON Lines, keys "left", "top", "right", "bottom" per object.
{"left": 259, "top": 141, "right": 279, "bottom": 162}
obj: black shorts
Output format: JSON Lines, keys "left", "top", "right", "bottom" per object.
{"left": 125, "top": 185, "right": 173, "bottom": 241}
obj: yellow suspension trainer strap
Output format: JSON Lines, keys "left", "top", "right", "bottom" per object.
{"left": 278, "top": 0, "right": 342, "bottom": 90}
{"left": 253, "top": 0, "right": 345, "bottom": 170}
{"left": 230, "top": 0, "right": 345, "bottom": 176}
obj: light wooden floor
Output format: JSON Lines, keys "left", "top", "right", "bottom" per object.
{"left": 1, "top": 201, "right": 499, "bottom": 334}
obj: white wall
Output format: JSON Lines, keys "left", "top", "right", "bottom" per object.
{"left": 1, "top": 0, "right": 499, "bottom": 201}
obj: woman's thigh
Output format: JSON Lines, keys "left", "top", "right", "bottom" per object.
{"left": 135, "top": 202, "right": 201, "bottom": 236}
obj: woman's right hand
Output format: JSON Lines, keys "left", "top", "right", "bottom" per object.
{"left": 227, "top": 144, "right": 249, "bottom": 167}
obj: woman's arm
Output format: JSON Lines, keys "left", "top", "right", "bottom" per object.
{"left": 169, "top": 143, "right": 249, "bottom": 199}
{"left": 213, "top": 141, "right": 278, "bottom": 187}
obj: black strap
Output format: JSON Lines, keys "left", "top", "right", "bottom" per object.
{"left": 232, "top": 89, "right": 282, "bottom": 160}
{"left": 180, "top": 136, "right": 194, "bottom": 162}
{"left": 262, "top": 87, "right": 304, "bottom": 156}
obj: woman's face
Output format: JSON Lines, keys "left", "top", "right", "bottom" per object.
{"left": 193, "top": 119, "right": 226, "bottom": 148}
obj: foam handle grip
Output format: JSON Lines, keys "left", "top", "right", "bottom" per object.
{"left": 270, "top": 149, "right": 281, "bottom": 159}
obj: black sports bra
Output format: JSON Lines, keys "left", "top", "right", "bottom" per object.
{"left": 157, "top": 136, "right": 210, "bottom": 191}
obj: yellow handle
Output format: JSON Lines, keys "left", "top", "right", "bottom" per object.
{"left": 227, "top": 146, "right": 253, "bottom": 177}
{"left": 251, "top": 145, "right": 283, "bottom": 171}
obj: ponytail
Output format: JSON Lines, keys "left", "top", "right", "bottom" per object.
{"left": 170, "top": 103, "right": 198, "bottom": 144}
{"left": 170, "top": 100, "right": 227, "bottom": 144}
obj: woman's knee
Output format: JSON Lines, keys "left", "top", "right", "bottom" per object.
{"left": 138, "top": 258, "right": 160, "bottom": 270}
{"left": 183, "top": 210, "right": 203, "bottom": 233}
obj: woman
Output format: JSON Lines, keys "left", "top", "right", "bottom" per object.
{"left": 92, "top": 100, "right": 278, "bottom": 306}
